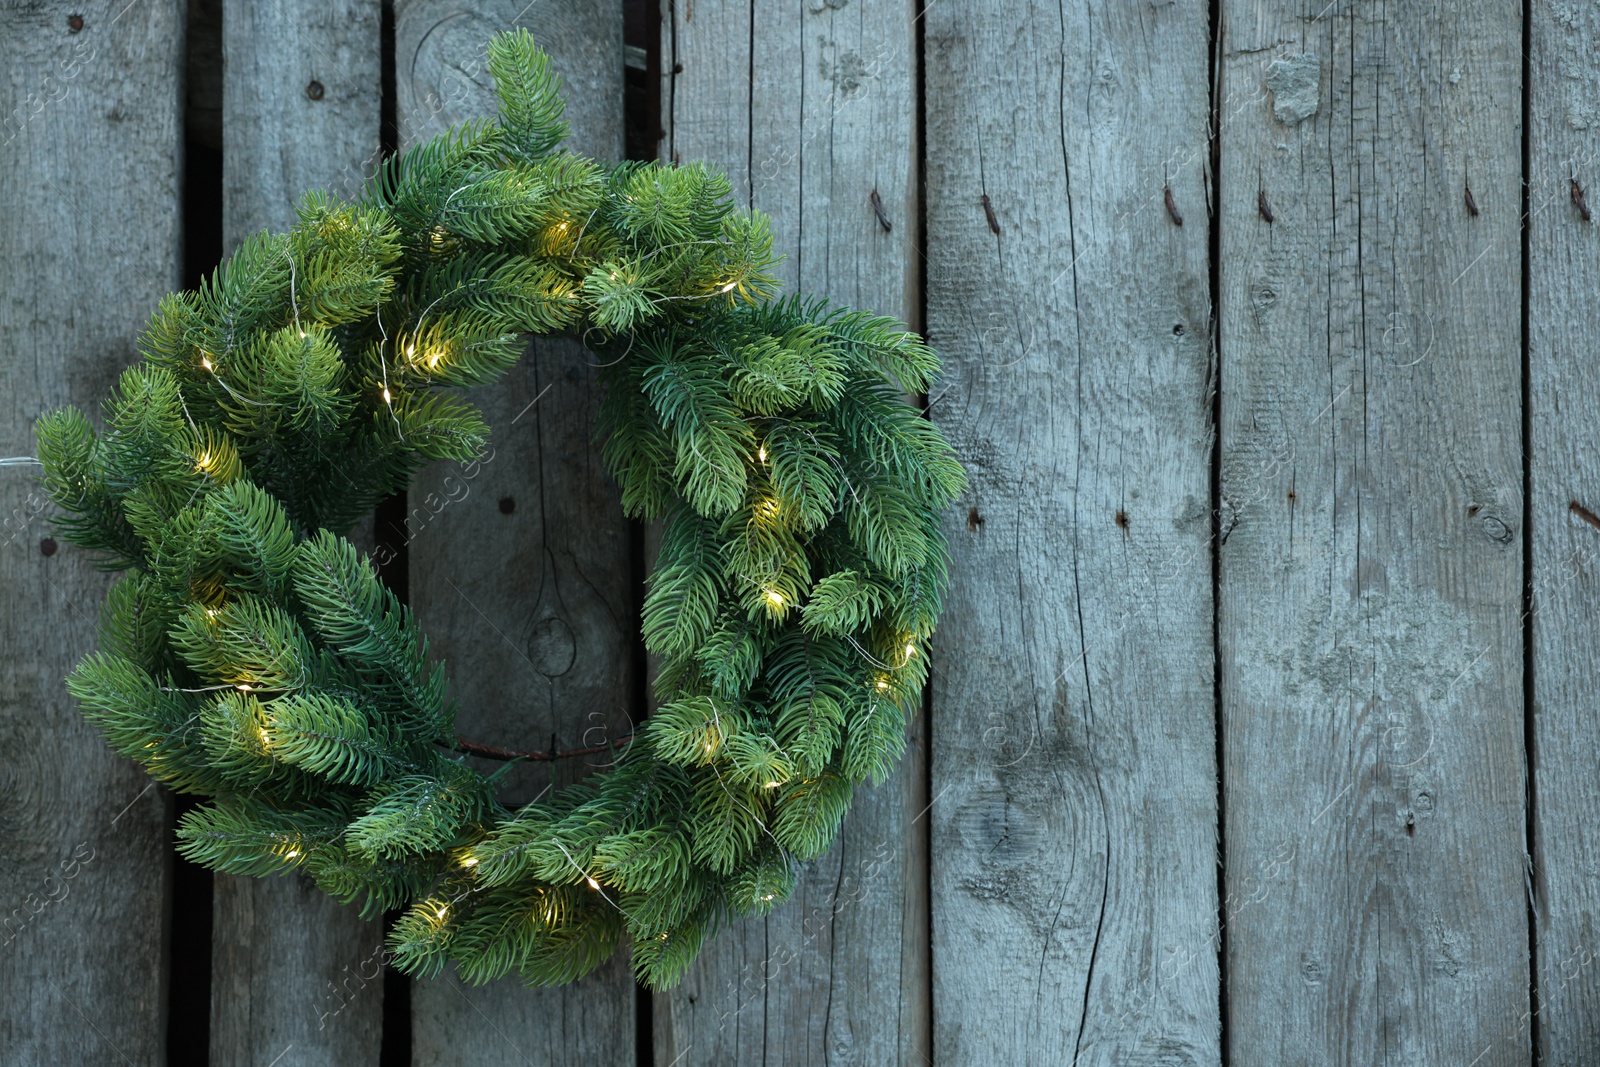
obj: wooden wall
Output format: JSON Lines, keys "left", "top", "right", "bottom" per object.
{"left": 0, "top": 2, "right": 181, "bottom": 1061}
{"left": 6, "top": 1, "right": 1600, "bottom": 1064}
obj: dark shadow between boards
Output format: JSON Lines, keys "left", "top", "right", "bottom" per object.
{"left": 168, "top": 2, "right": 224, "bottom": 1063}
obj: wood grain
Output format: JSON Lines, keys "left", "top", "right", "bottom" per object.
{"left": 394, "top": 3, "right": 637, "bottom": 1062}
{"left": 208, "top": 4, "right": 387, "bottom": 1063}
{"left": 1217, "top": 4, "right": 1528, "bottom": 1062}
{"left": 923, "top": 2, "right": 1219, "bottom": 1063}
{"left": 211, "top": 872, "right": 387, "bottom": 1063}
{"left": 655, "top": 2, "right": 929, "bottom": 1063}
{"left": 0, "top": 1, "right": 182, "bottom": 1061}
{"left": 1529, "top": 1, "right": 1600, "bottom": 1061}
{"left": 221, "top": 0, "right": 384, "bottom": 251}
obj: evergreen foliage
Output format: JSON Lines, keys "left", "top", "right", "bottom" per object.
{"left": 36, "top": 29, "right": 962, "bottom": 991}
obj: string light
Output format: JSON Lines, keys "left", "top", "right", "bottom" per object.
{"left": 905, "top": 643, "right": 917, "bottom": 658}
{"left": 766, "top": 590, "right": 784, "bottom": 607}
{"left": 460, "top": 855, "right": 478, "bottom": 868}
{"left": 758, "top": 445, "right": 768, "bottom": 463}
{"left": 381, "top": 387, "right": 392, "bottom": 404}
{"left": 435, "top": 903, "right": 449, "bottom": 920}
{"left": 876, "top": 680, "right": 889, "bottom": 690}
{"left": 585, "top": 876, "right": 600, "bottom": 890}
{"left": 764, "top": 781, "right": 781, "bottom": 789}
{"left": 720, "top": 281, "right": 738, "bottom": 293}
{"left": 761, "top": 894, "right": 774, "bottom": 901}
{"left": 199, "top": 355, "right": 214, "bottom": 372}
{"left": 285, "top": 848, "right": 300, "bottom": 860}
{"left": 236, "top": 683, "right": 252, "bottom": 692}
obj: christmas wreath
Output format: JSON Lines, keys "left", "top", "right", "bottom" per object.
{"left": 36, "top": 30, "right": 962, "bottom": 989}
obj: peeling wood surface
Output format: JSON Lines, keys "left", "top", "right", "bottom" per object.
{"left": 923, "top": 2, "right": 1221, "bottom": 1063}
{"left": 1218, "top": 3, "right": 1529, "bottom": 1062}
{"left": 1530, "top": 1, "right": 1600, "bottom": 1060}
{"left": 208, "top": 4, "right": 388, "bottom": 1064}
{"left": 657, "top": 2, "right": 929, "bottom": 1063}
{"left": 396, "top": 2, "right": 637, "bottom": 1063}
{"left": 0, "top": 1, "right": 183, "bottom": 1062}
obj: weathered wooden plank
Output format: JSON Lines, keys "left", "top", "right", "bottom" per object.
{"left": 211, "top": 872, "right": 387, "bottom": 1063}
{"left": 0, "top": 2, "right": 183, "bottom": 1061}
{"left": 221, "top": 0, "right": 384, "bottom": 245}
{"left": 1217, "top": 4, "right": 1528, "bottom": 1062}
{"left": 655, "top": 2, "right": 928, "bottom": 1063}
{"left": 208, "top": 4, "right": 386, "bottom": 1063}
{"left": 1529, "top": 1, "right": 1600, "bottom": 1060}
{"left": 923, "top": 2, "right": 1218, "bottom": 1063}
{"left": 394, "top": 4, "right": 636, "bottom": 1063}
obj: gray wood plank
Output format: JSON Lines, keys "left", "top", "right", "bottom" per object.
{"left": 212, "top": 872, "right": 387, "bottom": 1063}
{"left": 0, "top": 1, "right": 183, "bottom": 1061}
{"left": 209, "top": 4, "right": 387, "bottom": 1063}
{"left": 923, "top": 2, "right": 1219, "bottom": 1063}
{"left": 394, "top": 4, "right": 636, "bottom": 1062}
{"left": 221, "top": 0, "right": 384, "bottom": 251}
{"left": 1217, "top": 4, "right": 1529, "bottom": 1062}
{"left": 655, "top": 3, "right": 929, "bottom": 1064}
{"left": 1529, "top": 1, "right": 1600, "bottom": 1060}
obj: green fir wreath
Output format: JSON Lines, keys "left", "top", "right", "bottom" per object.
{"left": 34, "top": 30, "right": 963, "bottom": 990}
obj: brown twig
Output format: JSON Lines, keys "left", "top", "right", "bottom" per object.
{"left": 452, "top": 732, "right": 636, "bottom": 762}
{"left": 1570, "top": 500, "right": 1600, "bottom": 532}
